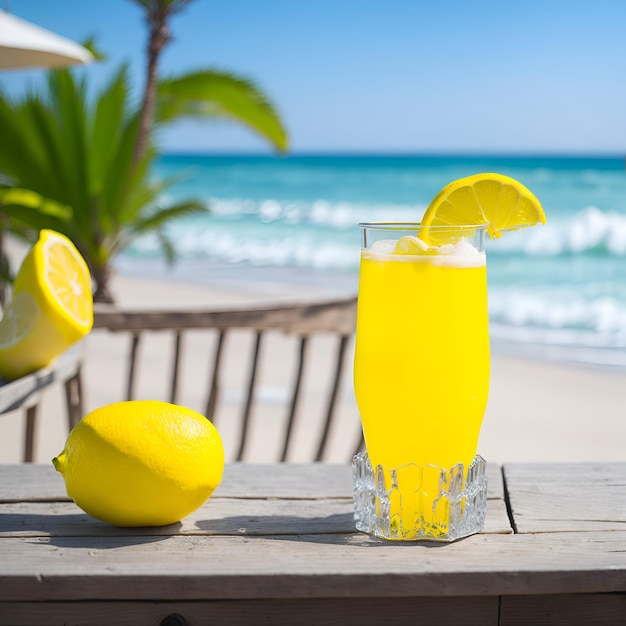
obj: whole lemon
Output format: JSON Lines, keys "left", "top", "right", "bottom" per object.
{"left": 53, "top": 400, "right": 224, "bottom": 527}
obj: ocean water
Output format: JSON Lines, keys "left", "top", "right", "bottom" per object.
{"left": 120, "top": 154, "right": 626, "bottom": 370}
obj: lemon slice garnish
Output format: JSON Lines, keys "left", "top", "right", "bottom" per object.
{"left": 421, "top": 172, "right": 546, "bottom": 239}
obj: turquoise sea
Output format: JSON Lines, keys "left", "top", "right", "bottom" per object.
{"left": 118, "top": 154, "right": 626, "bottom": 370}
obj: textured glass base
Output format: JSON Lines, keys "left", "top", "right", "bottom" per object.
{"left": 352, "top": 452, "right": 487, "bottom": 542}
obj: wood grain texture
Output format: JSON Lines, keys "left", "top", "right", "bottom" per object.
{"left": 0, "top": 464, "right": 70, "bottom": 503}
{"left": 504, "top": 463, "right": 626, "bottom": 533}
{"left": 93, "top": 297, "right": 358, "bottom": 335}
{"left": 0, "top": 462, "right": 625, "bottom": 622}
{"left": 0, "top": 344, "right": 82, "bottom": 414}
{"left": 500, "top": 593, "right": 626, "bottom": 626}
{"left": 0, "top": 495, "right": 512, "bottom": 538}
{"left": 0, "top": 596, "right": 498, "bottom": 626}
{"left": 1, "top": 532, "right": 624, "bottom": 602}
{"left": 0, "top": 462, "right": 505, "bottom": 502}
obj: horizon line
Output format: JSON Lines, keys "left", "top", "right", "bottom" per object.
{"left": 160, "top": 149, "right": 626, "bottom": 159}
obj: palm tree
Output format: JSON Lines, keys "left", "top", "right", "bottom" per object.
{"left": 132, "top": 0, "right": 189, "bottom": 170}
{"left": 0, "top": 0, "right": 288, "bottom": 303}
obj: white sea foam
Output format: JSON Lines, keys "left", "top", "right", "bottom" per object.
{"left": 142, "top": 155, "right": 626, "bottom": 370}
{"left": 488, "top": 206, "right": 626, "bottom": 257}
{"left": 131, "top": 228, "right": 360, "bottom": 271}
{"left": 208, "top": 197, "right": 425, "bottom": 229}
{"left": 130, "top": 200, "right": 626, "bottom": 289}
{"left": 168, "top": 198, "right": 626, "bottom": 258}
{"left": 489, "top": 292, "right": 626, "bottom": 340}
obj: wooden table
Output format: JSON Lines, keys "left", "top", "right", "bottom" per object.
{"left": 0, "top": 462, "right": 624, "bottom": 626}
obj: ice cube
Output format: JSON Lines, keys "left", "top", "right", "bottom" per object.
{"left": 436, "top": 244, "right": 455, "bottom": 255}
{"left": 449, "top": 237, "right": 480, "bottom": 256}
{"left": 370, "top": 239, "right": 397, "bottom": 254}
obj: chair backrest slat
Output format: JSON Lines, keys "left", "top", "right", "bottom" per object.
{"left": 23, "top": 405, "right": 37, "bottom": 462}
{"left": 315, "top": 333, "right": 351, "bottom": 462}
{"left": 93, "top": 297, "right": 360, "bottom": 462}
{"left": 280, "top": 335, "right": 309, "bottom": 462}
{"left": 353, "top": 431, "right": 366, "bottom": 458}
{"left": 127, "top": 333, "right": 141, "bottom": 400}
{"left": 64, "top": 369, "right": 83, "bottom": 430}
{"left": 205, "top": 329, "right": 226, "bottom": 422}
{"left": 169, "top": 332, "right": 183, "bottom": 404}
{"left": 236, "top": 331, "right": 264, "bottom": 461}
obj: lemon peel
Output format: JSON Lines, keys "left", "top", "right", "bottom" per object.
{"left": 0, "top": 230, "right": 93, "bottom": 380}
{"left": 421, "top": 172, "right": 546, "bottom": 239}
{"left": 53, "top": 400, "right": 225, "bottom": 527}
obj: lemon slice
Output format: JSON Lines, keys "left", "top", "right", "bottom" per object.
{"left": 420, "top": 173, "right": 546, "bottom": 239}
{"left": 0, "top": 230, "right": 93, "bottom": 380}
{"left": 41, "top": 232, "right": 93, "bottom": 327}
{"left": 13, "top": 229, "right": 93, "bottom": 333}
{"left": 394, "top": 235, "right": 430, "bottom": 255}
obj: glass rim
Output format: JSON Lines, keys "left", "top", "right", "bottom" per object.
{"left": 358, "top": 221, "right": 489, "bottom": 231}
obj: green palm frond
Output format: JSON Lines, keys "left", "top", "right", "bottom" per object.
{"left": 0, "top": 203, "right": 72, "bottom": 236}
{"left": 0, "top": 188, "right": 76, "bottom": 244}
{"left": 111, "top": 199, "right": 207, "bottom": 260}
{"left": 0, "top": 187, "right": 72, "bottom": 220}
{"left": 122, "top": 170, "right": 200, "bottom": 220}
{"left": 88, "top": 65, "right": 133, "bottom": 200}
{"left": 129, "top": 199, "right": 207, "bottom": 235}
{"left": 0, "top": 0, "right": 290, "bottom": 303}
{"left": 81, "top": 36, "right": 107, "bottom": 62}
{"left": 0, "top": 95, "right": 61, "bottom": 198}
{"left": 156, "top": 70, "right": 289, "bottom": 152}
{"left": 0, "top": 72, "right": 92, "bottom": 220}
{"left": 155, "top": 230, "right": 177, "bottom": 265}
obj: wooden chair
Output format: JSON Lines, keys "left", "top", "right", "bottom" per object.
{"left": 0, "top": 343, "right": 83, "bottom": 462}
{"left": 90, "top": 297, "right": 363, "bottom": 463}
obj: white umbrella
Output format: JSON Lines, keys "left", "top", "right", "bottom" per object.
{"left": 0, "top": 10, "right": 93, "bottom": 70}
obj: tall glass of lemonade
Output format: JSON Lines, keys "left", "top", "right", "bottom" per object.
{"left": 352, "top": 223, "right": 490, "bottom": 541}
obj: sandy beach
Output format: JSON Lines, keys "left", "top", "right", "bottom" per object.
{"left": 1, "top": 246, "right": 625, "bottom": 466}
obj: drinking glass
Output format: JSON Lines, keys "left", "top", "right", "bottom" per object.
{"left": 352, "top": 223, "right": 489, "bottom": 541}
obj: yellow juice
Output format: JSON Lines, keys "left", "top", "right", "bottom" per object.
{"left": 354, "top": 245, "right": 490, "bottom": 536}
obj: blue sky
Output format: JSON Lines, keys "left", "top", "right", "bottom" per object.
{"left": 2, "top": 0, "right": 626, "bottom": 154}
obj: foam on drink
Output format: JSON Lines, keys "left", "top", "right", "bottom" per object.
{"left": 365, "top": 236, "right": 486, "bottom": 267}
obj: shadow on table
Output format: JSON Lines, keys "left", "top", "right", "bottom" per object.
{"left": 195, "top": 514, "right": 455, "bottom": 548}
{"left": 0, "top": 511, "right": 180, "bottom": 548}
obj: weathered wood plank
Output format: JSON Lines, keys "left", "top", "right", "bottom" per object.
{"left": 93, "top": 298, "right": 358, "bottom": 334}
{"left": 0, "top": 462, "right": 505, "bottom": 502}
{"left": 0, "top": 596, "right": 498, "bottom": 626}
{"left": 0, "top": 343, "right": 82, "bottom": 414}
{"left": 221, "top": 462, "right": 504, "bottom": 500}
{"left": 0, "top": 463, "right": 355, "bottom": 502}
{"left": 0, "top": 498, "right": 353, "bottom": 538}
{"left": 504, "top": 463, "right": 626, "bottom": 533}
{"left": 0, "top": 464, "right": 70, "bottom": 503}
{"left": 0, "top": 495, "right": 512, "bottom": 538}
{"left": 500, "top": 593, "right": 626, "bottom": 626}
{"left": 0, "top": 463, "right": 356, "bottom": 502}
{"left": 0, "top": 531, "right": 624, "bottom": 602}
